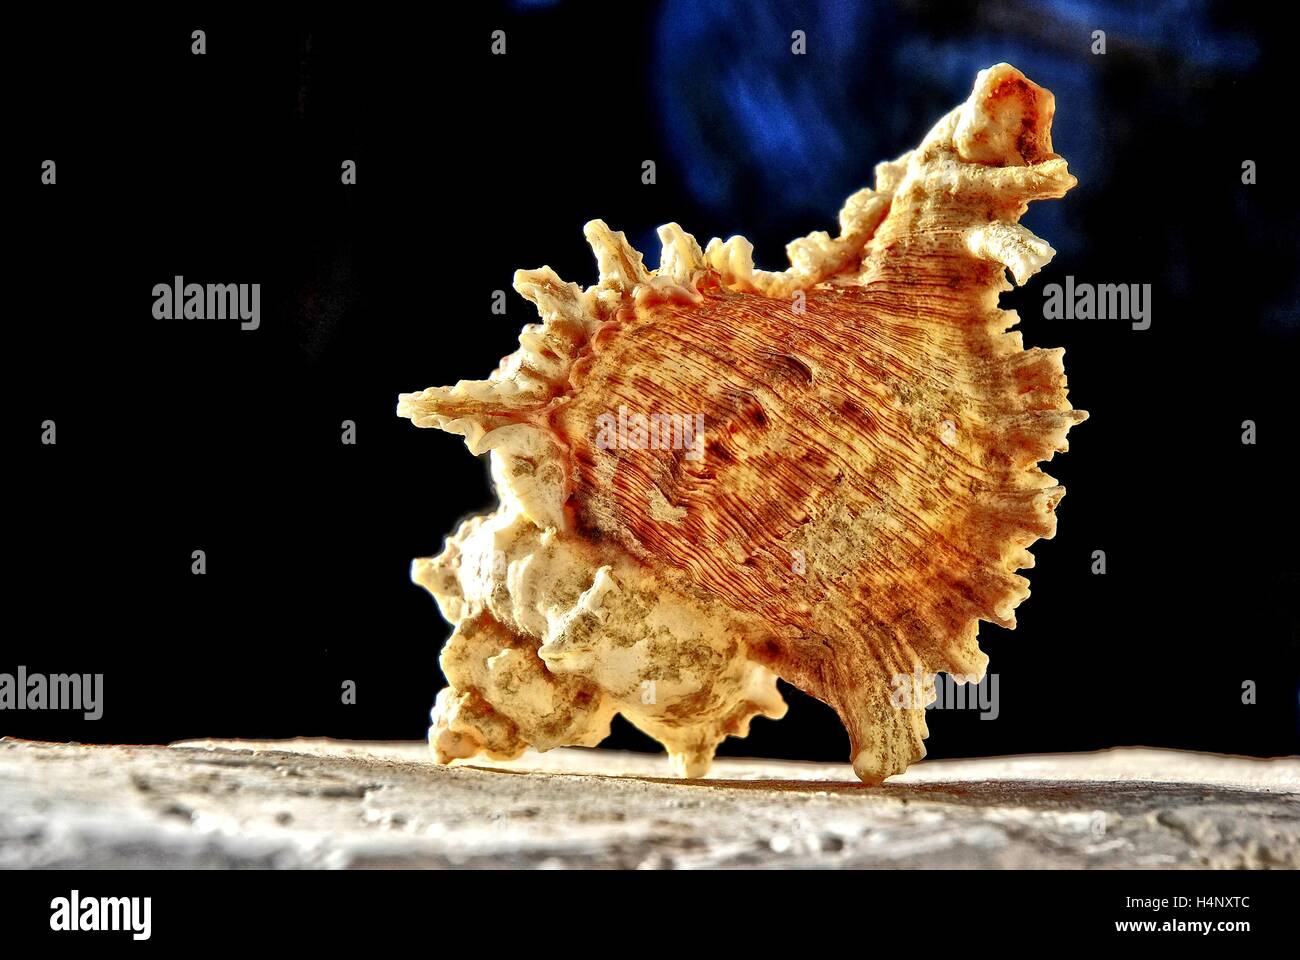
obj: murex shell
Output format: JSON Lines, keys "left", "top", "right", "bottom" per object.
{"left": 399, "top": 64, "right": 1086, "bottom": 783}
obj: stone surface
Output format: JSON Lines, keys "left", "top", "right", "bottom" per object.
{"left": 0, "top": 738, "right": 1296, "bottom": 869}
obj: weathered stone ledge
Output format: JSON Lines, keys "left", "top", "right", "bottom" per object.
{"left": 1, "top": 738, "right": 1295, "bottom": 868}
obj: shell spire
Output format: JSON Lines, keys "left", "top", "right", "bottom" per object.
{"left": 398, "top": 63, "right": 1087, "bottom": 783}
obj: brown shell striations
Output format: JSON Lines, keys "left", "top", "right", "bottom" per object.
{"left": 398, "top": 64, "right": 1087, "bottom": 783}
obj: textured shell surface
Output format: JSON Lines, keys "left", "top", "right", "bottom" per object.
{"left": 399, "top": 63, "right": 1087, "bottom": 783}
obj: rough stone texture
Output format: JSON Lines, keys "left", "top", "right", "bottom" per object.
{"left": 0, "top": 738, "right": 1296, "bottom": 869}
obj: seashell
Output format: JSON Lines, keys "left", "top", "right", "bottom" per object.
{"left": 398, "top": 63, "right": 1086, "bottom": 783}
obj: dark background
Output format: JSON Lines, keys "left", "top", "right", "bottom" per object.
{"left": 7, "top": 1, "right": 1298, "bottom": 763}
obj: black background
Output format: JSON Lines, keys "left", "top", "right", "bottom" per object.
{"left": 7, "top": 1, "right": 1299, "bottom": 764}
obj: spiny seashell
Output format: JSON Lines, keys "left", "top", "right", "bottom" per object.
{"left": 399, "top": 63, "right": 1086, "bottom": 783}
